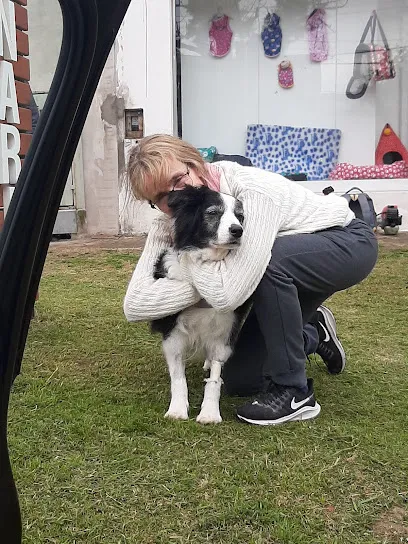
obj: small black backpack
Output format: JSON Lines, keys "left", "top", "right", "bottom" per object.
{"left": 323, "top": 186, "right": 377, "bottom": 229}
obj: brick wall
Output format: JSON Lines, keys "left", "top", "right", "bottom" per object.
{"left": 0, "top": 0, "right": 31, "bottom": 227}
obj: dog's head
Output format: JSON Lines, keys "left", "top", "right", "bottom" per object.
{"left": 167, "top": 186, "right": 244, "bottom": 252}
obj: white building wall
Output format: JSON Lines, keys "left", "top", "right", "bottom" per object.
{"left": 81, "top": 50, "right": 121, "bottom": 235}
{"left": 116, "top": 0, "right": 176, "bottom": 235}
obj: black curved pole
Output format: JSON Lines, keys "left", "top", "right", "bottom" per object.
{"left": 0, "top": 1, "right": 131, "bottom": 541}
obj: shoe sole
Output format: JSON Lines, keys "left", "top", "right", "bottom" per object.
{"left": 318, "top": 306, "right": 346, "bottom": 374}
{"left": 236, "top": 402, "right": 321, "bottom": 426}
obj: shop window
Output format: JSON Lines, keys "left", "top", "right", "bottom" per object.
{"left": 175, "top": 0, "right": 408, "bottom": 181}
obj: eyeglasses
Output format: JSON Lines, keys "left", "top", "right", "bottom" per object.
{"left": 149, "top": 166, "right": 191, "bottom": 210}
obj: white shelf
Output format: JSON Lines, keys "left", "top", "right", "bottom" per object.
{"left": 297, "top": 179, "right": 408, "bottom": 192}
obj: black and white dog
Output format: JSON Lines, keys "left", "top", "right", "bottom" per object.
{"left": 151, "top": 186, "right": 250, "bottom": 424}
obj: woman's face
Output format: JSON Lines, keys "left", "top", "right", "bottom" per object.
{"left": 148, "top": 158, "right": 203, "bottom": 215}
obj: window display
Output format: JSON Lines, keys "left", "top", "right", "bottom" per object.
{"left": 176, "top": 0, "right": 408, "bottom": 181}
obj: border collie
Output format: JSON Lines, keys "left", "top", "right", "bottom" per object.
{"left": 151, "top": 186, "right": 251, "bottom": 424}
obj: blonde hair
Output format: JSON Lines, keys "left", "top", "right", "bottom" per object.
{"left": 127, "top": 134, "right": 208, "bottom": 201}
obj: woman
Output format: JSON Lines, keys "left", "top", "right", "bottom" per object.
{"left": 124, "top": 134, "right": 378, "bottom": 426}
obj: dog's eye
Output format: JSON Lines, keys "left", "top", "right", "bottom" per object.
{"left": 205, "top": 209, "right": 219, "bottom": 216}
{"left": 236, "top": 213, "right": 245, "bottom": 224}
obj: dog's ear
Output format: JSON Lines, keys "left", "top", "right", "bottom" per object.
{"left": 169, "top": 187, "right": 209, "bottom": 251}
{"left": 167, "top": 186, "right": 206, "bottom": 214}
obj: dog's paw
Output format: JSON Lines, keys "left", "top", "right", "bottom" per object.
{"left": 165, "top": 411, "right": 188, "bottom": 421}
{"left": 165, "top": 402, "right": 189, "bottom": 420}
{"left": 163, "top": 250, "right": 183, "bottom": 281}
{"left": 196, "top": 410, "right": 222, "bottom": 424}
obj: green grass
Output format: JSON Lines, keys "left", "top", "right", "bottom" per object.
{"left": 8, "top": 248, "right": 408, "bottom": 544}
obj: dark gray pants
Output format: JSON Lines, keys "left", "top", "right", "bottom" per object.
{"left": 223, "top": 219, "right": 378, "bottom": 395}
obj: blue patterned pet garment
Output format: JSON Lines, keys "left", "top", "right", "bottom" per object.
{"left": 261, "top": 13, "right": 282, "bottom": 58}
{"left": 245, "top": 124, "right": 342, "bottom": 181}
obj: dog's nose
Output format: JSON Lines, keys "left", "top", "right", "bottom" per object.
{"left": 229, "top": 224, "right": 243, "bottom": 238}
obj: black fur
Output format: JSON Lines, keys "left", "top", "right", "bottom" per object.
{"left": 228, "top": 297, "right": 253, "bottom": 347}
{"left": 233, "top": 199, "right": 244, "bottom": 225}
{"left": 167, "top": 186, "right": 225, "bottom": 250}
{"left": 153, "top": 250, "right": 168, "bottom": 280}
{"left": 151, "top": 312, "right": 180, "bottom": 339}
{"left": 151, "top": 251, "right": 180, "bottom": 338}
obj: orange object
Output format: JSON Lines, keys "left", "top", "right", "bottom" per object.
{"left": 375, "top": 123, "right": 408, "bottom": 165}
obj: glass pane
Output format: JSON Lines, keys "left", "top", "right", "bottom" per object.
{"left": 177, "top": 0, "right": 408, "bottom": 181}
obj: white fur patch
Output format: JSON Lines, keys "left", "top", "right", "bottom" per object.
{"left": 162, "top": 307, "right": 235, "bottom": 424}
{"left": 163, "top": 331, "right": 189, "bottom": 420}
{"left": 163, "top": 249, "right": 183, "bottom": 280}
{"left": 216, "top": 193, "right": 240, "bottom": 245}
{"left": 197, "top": 360, "right": 223, "bottom": 424}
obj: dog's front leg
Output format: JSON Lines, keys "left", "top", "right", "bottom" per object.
{"left": 163, "top": 335, "right": 189, "bottom": 420}
{"left": 196, "top": 360, "right": 223, "bottom": 424}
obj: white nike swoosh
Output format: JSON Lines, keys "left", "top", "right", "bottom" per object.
{"left": 320, "top": 322, "right": 330, "bottom": 342}
{"left": 291, "top": 395, "right": 313, "bottom": 410}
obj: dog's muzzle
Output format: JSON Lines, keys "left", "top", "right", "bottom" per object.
{"left": 229, "top": 224, "right": 243, "bottom": 240}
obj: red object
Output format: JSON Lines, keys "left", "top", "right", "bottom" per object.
{"left": 370, "top": 44, "right": 395, "bottom": 81}
{"left": 380, "top": 205, "right": 400, "bottom": 221}
{"left": 375, "top": 123, "right": 408, "bottom": 165}
{"left": 369, "top": 11, "right": 396, "bottom": 81}
{"left": 278, "top": 60, "right": 294, "bottom": 89}
{"left": 209, "top": 15, "right": 233, "bottom": 58}
{"left": 378, "top": 205, "right": 402, "bottom": 231}
{"left": 382, "top": 205, "right": 394, "bottom": 216}
{"left": 330, "top": 160, "right": 408, "bottom": 180}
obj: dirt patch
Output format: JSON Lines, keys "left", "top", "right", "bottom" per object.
{"left": 377, "top": 232, "right": 408, "bottom": 251}
{"left": 48, "top": 235, "right": 146, "bottom": 257}
{"left": 373, "top": 506, "right": 408, "bottom": 543}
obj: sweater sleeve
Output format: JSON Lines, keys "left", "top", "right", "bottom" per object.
{"left": 123, "top": 217, "right": 201, "bottom": 322}
{"left": 180, "top": 190, "right": 283, "bottom": 312}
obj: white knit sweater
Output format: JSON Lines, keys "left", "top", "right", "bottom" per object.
{"left": 124, "top": 162, "right": 354, "bottom": 321}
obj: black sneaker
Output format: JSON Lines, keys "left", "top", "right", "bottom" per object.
{"left": 315, "top": 306, "right": 346, "bottom": 375}
{"left": 236, "top": 378, "right": 321, "bottom": 426}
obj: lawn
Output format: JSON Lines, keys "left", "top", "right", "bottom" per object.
{"left": 8, "top": 245, "right": 408, "bottom": 544}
